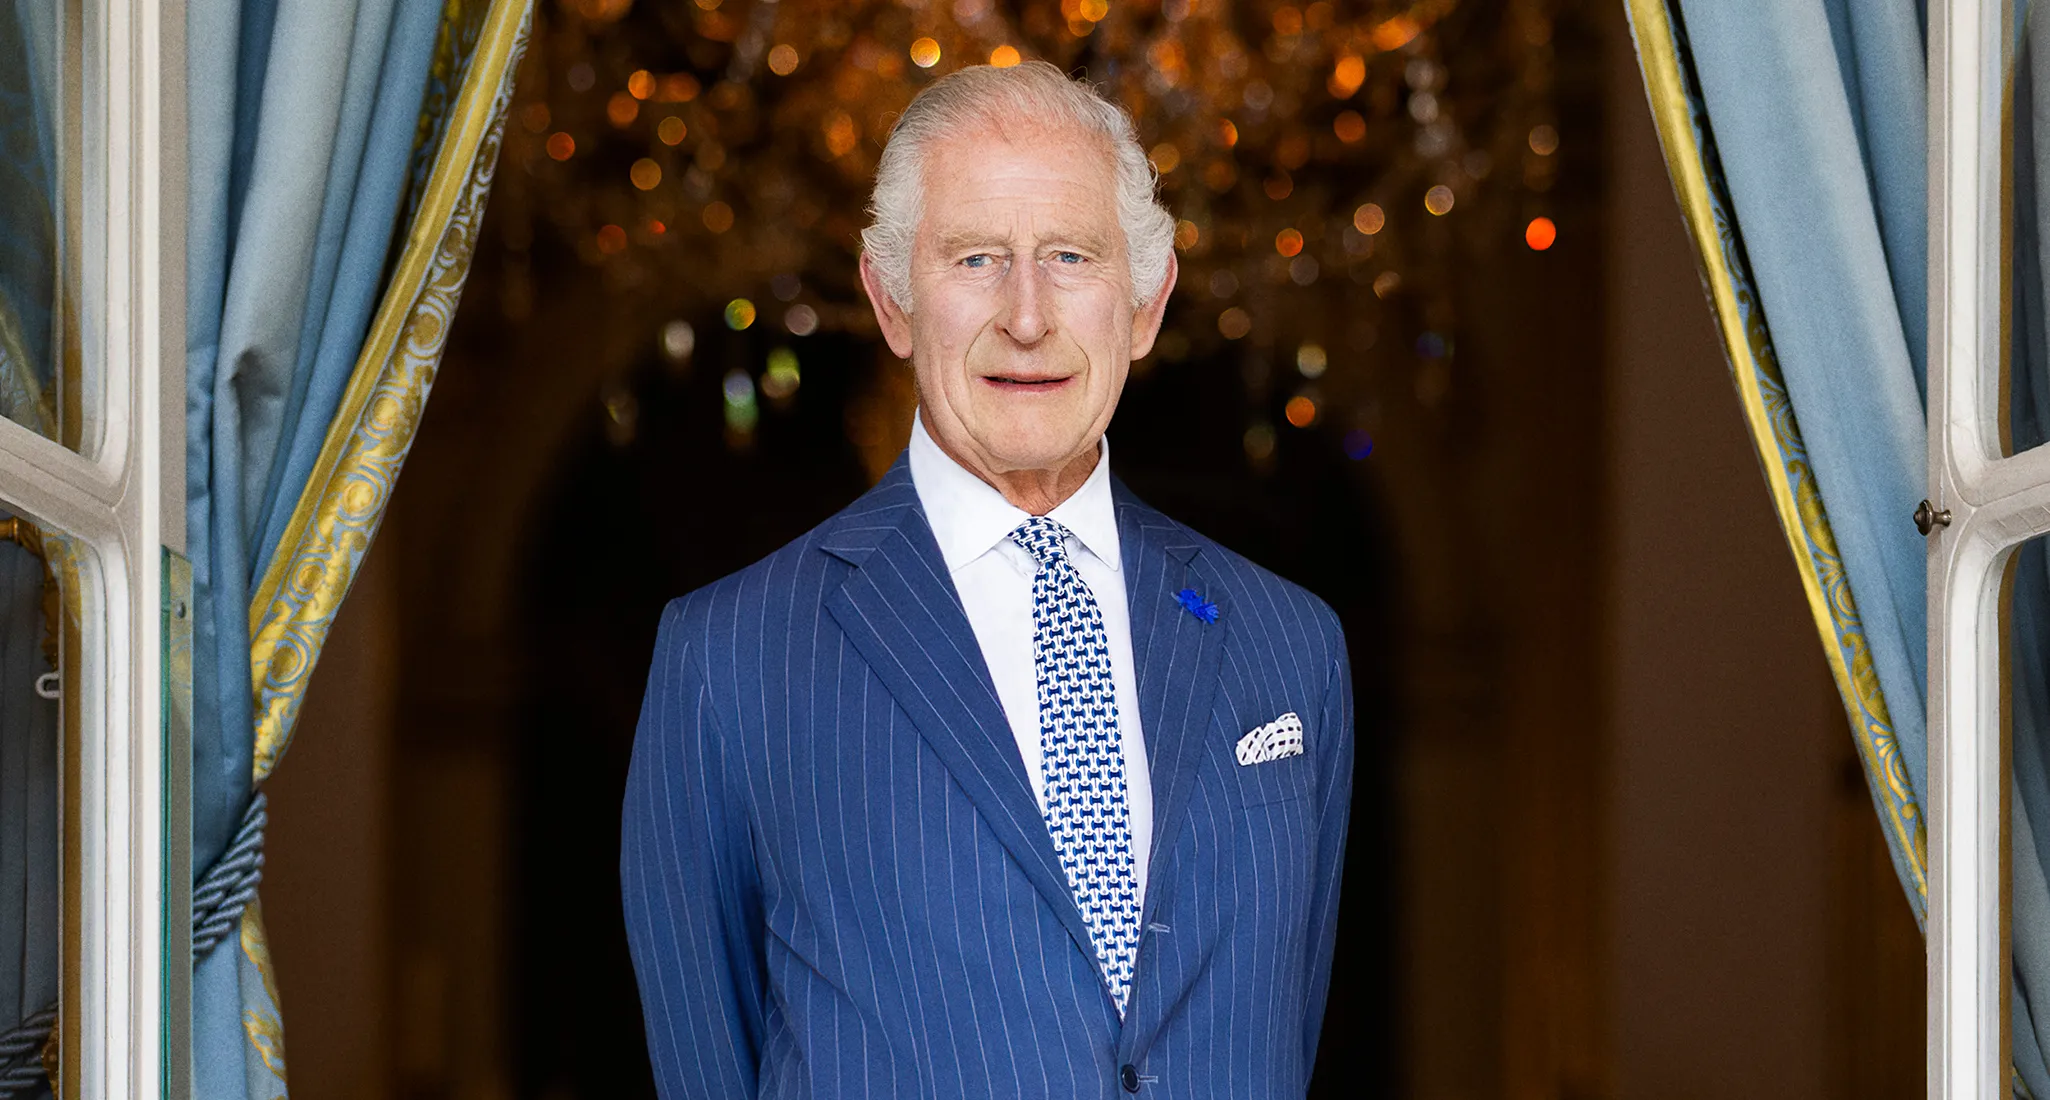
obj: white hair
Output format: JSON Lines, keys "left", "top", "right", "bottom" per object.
{"left": 860, "top": 61, "right": 1176, "bottom": 311}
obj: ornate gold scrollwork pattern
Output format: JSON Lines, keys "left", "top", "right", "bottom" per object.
{"left": 0, "top": 296, "right": 53, "bottom": 440}
{"left": 238, "top": 901, "right": 287, "bottom": 1087}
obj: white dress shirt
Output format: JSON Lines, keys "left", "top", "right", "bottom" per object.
{"left": 907, "top": 412, "right": 1154, "bottom": 902}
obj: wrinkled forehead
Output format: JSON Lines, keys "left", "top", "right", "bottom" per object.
{"left": 916, "top": 120, "right": 1123, "bottom": 247}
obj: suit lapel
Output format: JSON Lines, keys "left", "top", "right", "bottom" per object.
{"left": 1114, "top": 479, "right": 1228, "bottom": 925}
{"left": 819, "top": 460, "right": 1103, "bottom": 971}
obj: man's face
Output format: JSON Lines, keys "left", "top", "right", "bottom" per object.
{"left": 863, "top": 122, "right": 1174, "bottom": 482}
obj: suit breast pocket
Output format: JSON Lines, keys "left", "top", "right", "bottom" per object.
{"left": 1224, "top": 745, "right": 1316, "bottom": 809}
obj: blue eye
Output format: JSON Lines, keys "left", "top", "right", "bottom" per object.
{"left": 962, "top": 254, "right": 993, "bottom": 269}
{"left": 1054, "top": 251, "right": 1084, "bottom": 264}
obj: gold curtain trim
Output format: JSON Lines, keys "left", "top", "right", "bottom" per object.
{"left": 1623, "top": 0, "right": 1930, "bottom": 912}
{"left": 237, "top": 900, "right": 287, "bottom": 1086}
{"left": 0, "top": 292, "right": 55, "bottom": 440}
{"left": 245, "top": 0, "right": 533, "bottom": 783}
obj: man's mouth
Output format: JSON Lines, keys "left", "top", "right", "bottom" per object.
{"left": 981, "top": 374, "right": 1074, "bottom": 390}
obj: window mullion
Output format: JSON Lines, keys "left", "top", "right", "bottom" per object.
{"left": 0, "top": 441, "right": 122, "bottom": 550}
{"left": 1929, "top": 0, "right": 2008, "bottom": 1096}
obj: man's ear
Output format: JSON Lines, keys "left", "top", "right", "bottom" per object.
{"left": 860, "top": 252, "right": 917, "bottom": 359}
{"left": 1128, "top": 250, "right": 1179, "bottom": 361}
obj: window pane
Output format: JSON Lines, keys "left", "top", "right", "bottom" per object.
{"left": 0, "top": 3, "right": 90, "bottom": 453}
{"left": 0, "top": 509, "right": 75, "bottom": 1100}
{"left": 2019, "top": 2, "right": 2050, "bottom": 458}
{"left": 2011, "top": 530, "right": 2050, "bottom": 1094}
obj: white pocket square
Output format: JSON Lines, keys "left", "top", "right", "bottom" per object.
{"left": 1236, "top": 712, "right": 1305, "bottom": 766}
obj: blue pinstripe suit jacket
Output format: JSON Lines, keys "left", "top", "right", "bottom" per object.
{"left": 622, "top": 455, "right": 1354, "bottom": 1099}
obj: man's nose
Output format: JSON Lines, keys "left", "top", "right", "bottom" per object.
{"left": 996, "top": 260, "right": 1052, "bottom": 344}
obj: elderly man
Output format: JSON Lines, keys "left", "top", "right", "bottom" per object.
{"left": 622, "top": 61, "right": 1354, "bottom": 1098}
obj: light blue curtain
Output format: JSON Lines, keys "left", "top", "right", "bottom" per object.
{"left": 1639, "top": 0, "right": 2050, "bottom": 1092}
{"left": 184, "top": 0, "right": 444, "bottom": 1093}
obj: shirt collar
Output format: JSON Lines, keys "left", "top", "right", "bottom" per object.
{"left": 907, "top": 411, "right": 1122, "bottom": 575}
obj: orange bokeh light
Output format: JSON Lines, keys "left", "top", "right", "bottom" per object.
{"left": 1371, "top": 16, "right": 1420, "bottom": 50}
{"left": 1284, "top": 395, "right": 1318, "bottom": 428}
{"left": 656, "top": 73, "right": 701, "bottom": 103}
{"left": 545, "top": 132, "right": 575, "bottom": 160}
{"left": 1274, "top": 228, "right": 1304, "bottom": 257}
{"left": 824, "top": 111, "right": 858, "bottom": 157}
{"left": 607, "top": 91, "right": 640, "bottom": 127}
{"left": 991, "top": 44, "right": 1021, "bottom": 67}
{"left": 1525, "top": 216, "right": 1557, "bottom": 251}
{"left": 1329, "top": 54, "right": 1366, "bottom": 98}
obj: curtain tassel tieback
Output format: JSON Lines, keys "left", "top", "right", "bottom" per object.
{"left": 192, "top": 791, "right": 268, "bottom": 962}
{"left": 0, "top": 770, "right": 267, "bottom": 1099}
{"left": 0, "top": 1006, "right": 56, "bottom": 1099}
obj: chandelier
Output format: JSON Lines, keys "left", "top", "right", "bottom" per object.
{"left": 489, "top": 0, "right": 1566, "bottom": 454}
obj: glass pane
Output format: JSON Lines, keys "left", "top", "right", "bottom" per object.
{"left": 2019, "top": 2, "right": 2050, "bottom": 458}
{"left": 2013, "top": 12, "right": 2050, "bottom": 1077}
{"left": 0, "top": 2, "right": 89, "bottom": 452}
{"left": 2013, "top": 532, "right": 2050, "bottom": 1092}
{"left": 0, "top": 509, "right": 76, "bottom": 1100}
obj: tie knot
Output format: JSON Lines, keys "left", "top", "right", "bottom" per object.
{"left": 1009, "top": 516, "right": 1073, "bottom": 567}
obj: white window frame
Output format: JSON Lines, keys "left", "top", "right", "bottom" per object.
{"left": 0, "top": 0, "right": 181, "bottom": 1096}
{"left": 1931, "top": 0, "right": 2046, "bottom": 1096}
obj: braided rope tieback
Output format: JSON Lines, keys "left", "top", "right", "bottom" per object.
{"left": 0, "top": 1006, "right": 55, "bottom": 1098}
{"left": 0, "top": 792, "right": 267, "bottom": 1098}
{"left": 192, "top": 791, "right": 268, "bottom": 961}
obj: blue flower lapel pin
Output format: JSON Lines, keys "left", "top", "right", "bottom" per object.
{"left": 1174, "top": 587, "right": 1220, "bottom": 624}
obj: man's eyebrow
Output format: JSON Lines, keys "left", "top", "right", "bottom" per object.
{"left": 931, "top": 226, "right": 1120, "bottom": 257}
{"left": 933, "top": 229, "right": 1006, "bottom": 255}
{"left": 1053, "top": 227, "right": 1119, "bottom": 255}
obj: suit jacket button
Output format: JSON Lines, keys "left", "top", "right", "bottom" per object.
{"left": 1120, "top": 1064, "right": 1140, "bottom": 1092}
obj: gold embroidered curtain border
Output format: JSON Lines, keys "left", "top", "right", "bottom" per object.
{"left": 245, "top": 0, "right": 533, "bottom": 784}
{"left": 1623, "top": 0, "right": 1930, "bottom": 917}
{"left": 0, "top": 295, "right": 53, "bottom": 440}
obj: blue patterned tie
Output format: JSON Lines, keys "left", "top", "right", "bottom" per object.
{"left": 1010, "top": 516, "right": 1142, "bottom": 1015}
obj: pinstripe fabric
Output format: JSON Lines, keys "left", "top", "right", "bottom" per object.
{"left": 622, "top": 453, "right": 1354, "bottom": 1099}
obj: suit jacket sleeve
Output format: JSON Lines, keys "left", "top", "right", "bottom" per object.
{"left": 622, "top": 599, "right": 767, "bottom": 1100}
{"left": 1301, "top": 610, "right": 1355, "bottom": 1071}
